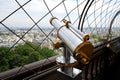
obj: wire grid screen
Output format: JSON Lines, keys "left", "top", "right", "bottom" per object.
{"left": 0, "top": 0, "right": 88, "bottom": 73}
{"left": 0, "top": 0, "right": 120, "bottom": 75}
{"left": 80, "top": 0, "right": 120, "bottom": 44}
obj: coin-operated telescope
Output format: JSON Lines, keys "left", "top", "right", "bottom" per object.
{"left": 50, "top": 17, "right": 94, "bottom": 78}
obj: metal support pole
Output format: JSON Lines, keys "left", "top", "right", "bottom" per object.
{"left": 56, "top": 43, "right": 77, "bottom": 77}
{"left": 61, "top": 46, "right": 73, "bottom": 76}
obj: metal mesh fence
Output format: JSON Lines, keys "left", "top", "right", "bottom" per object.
{"left": 0, "top": 0, "right": 120, "bottom": 78}
{"left": 0, "top": 0, "right": 88, "bottom": 73}
{"left": 78, "top": 0, "right": 120, "bottom": 45}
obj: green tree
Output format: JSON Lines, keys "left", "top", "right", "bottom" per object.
{"left": 0, "top": 58, "right": 9, "bottom": 72}
{"left": 28, "top": 51, "right": 40, "bottom": 63}
{"left": 0, "top": 41, "right": 58, "bottom": 72}
{"left": 0, "top": 46, "right": 10, "bottom": 58}
{"left": 8, "top": 53, "right": 22, "bottom": 68}
{"left": 40, "top": 47, "right": 57, "bottom": 58}
{"left": 15, "top": 41, "right": 39, "bottom": 55}
{"left": 0, "top": 46, "right": 10, "bottom": 72}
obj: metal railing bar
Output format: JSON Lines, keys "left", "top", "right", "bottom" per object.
{"left": 78, "top": 0, "right": 90, "bottom": 30}
{"left": 24, "top": 65, "right": 59, "bottom": 80}
{"left": 108, "top": 11, "right": 120, "bottom": 40}
{"left": 80, "top": 0, "right": 94, "bottom": 32}
{"left": 0, "top": 55, "right": 58, "bottom": 79}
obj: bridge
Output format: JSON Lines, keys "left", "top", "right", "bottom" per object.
{"left": 0, "top": 0, "right": 120, "bottom": 80}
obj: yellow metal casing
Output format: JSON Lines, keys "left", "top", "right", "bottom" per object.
{"left": 74, "top": 40, "right": 94, "bottom": 64}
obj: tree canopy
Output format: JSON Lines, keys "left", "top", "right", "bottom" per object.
{"left": 0, "top": 41, "right": 57, "bottom": 72}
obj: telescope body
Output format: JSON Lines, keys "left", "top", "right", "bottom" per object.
{"left": 50, "top": 17, "right": 94, "bottom": 64}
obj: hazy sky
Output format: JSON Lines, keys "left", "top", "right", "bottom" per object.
{"left": 0, "top": 0, "right": 81, "bottom": 29}
{"left": 0, "top": 0, "right": 119, "bottom": 29}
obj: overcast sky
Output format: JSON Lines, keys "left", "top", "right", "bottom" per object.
{"left": 0, "top": 0, "right": 119, "bottom": 29}
{"left": 0, "top": 0, "right": 81, "bottom": 29}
